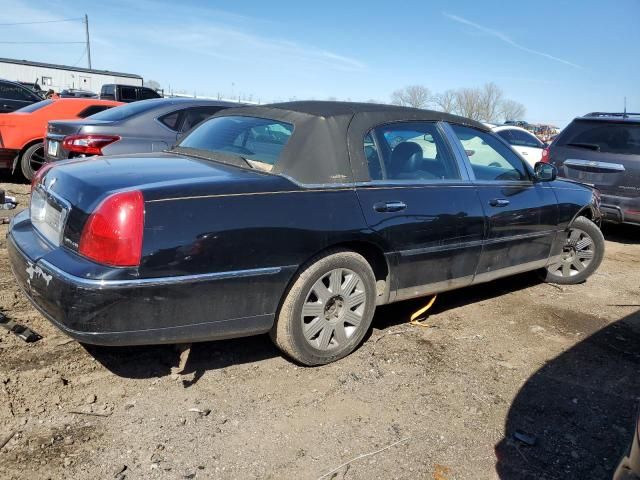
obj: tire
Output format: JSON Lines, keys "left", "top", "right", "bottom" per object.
{"left": 270, "top": 249, "right": 377, "bottom": 366}
{"left": 543, "top": 216, "right": 605, "bottom": 285}
{"left": 20, "top": 142, "right": 45, "bottom": 181}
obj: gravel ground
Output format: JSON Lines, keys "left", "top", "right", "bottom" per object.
{"left": 0, "top": 180, "right": 638, "bottom": 480}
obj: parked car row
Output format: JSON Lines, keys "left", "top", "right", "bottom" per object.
{"left": 9, "top": 101, "right": 605, "bottom": 366}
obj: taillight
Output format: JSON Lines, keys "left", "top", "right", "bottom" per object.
{"left": 62, "top": 134, "right": 120, "bottom": 156}
{"left": 540, "top": 146, "right": 551, "bottom": 163}
{"left": 31, "top": 162, "right": 55, "bottom": 192}
{"left": 79, "top": 190, "right": 144, "bottom": 267}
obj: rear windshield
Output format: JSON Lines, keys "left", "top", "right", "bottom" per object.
{"left": 88, "top": 99, "right": 160, "bottom": 121}
{"left": 557, "top": 120, "right": 640, "bottom": 155}
{"left": 178, "top": 115, "right": 293, "bottom": 171}
{"left": 15, "top": 99, "right": 53, "bottom": 113}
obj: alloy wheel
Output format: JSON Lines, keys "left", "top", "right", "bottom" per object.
{"left": 300, "top": 268, "right": 366, "bottom": 351}
{"left": 29, "top": 146, "right": 46, "bottom": 174}
{"left": 547, "top": 227, "right": 595, "bottom": 278}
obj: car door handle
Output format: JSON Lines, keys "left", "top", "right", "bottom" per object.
{"left": 521, "top": 151, "right": 528, "bottom": 155}
{"left": 374, "top": 201, "right": 407, "bottom": 212}
{"left": 489, "top": 199, "right": 510, "bottom": 207}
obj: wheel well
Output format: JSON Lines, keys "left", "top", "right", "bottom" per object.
{"left": 12, "top": 139, "right": 43, "bottom": 172}
{"left": 329, "top": 241, "right": 389, "bottom": 283}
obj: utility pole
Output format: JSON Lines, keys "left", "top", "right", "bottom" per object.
{"left": 84, "top": 14, "right": 92, "bottom": 69}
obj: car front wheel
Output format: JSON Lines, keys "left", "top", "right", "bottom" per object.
{"left": 271, "top": 250, "right": 377, "bottom": 366}
{"left": 543, "top": 216, "right": 605, "bottom": 285}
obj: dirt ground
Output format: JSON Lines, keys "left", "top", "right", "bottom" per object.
{"left": 0, "top": 180, "right": 639, "bottom": 480}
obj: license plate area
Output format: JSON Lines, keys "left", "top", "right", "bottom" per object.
{"left": 47, "top": 140, "right": 59, "bottom": 157}
{"left": 30, "top": 187, "right": 69, "bottom": 246}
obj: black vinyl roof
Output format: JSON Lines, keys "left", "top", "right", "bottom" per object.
{"left": 261, "top": 101, "right": 489, "bottom": 129}
{"left": 214, "top": 101, "right": 489, "bottom": 185}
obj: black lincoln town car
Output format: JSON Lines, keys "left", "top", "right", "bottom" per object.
{"left": 8, "top": 102, "right": 604, "bottom": 365}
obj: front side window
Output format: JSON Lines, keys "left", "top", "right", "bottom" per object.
{"left": 452, "top": 125, "right": 528, "bottom": 181}
{"left": 365, "top": 122, "right": 460, "bottom": 181}
{"left": 178, "top": 115, "right": 293, "bottom": 171}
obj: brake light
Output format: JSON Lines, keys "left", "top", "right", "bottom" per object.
{"left": 541, "top": 146, "right": 551, "bottom": 163}
{"left": 62, "top": 134, "right": 120, "bottom": 156}
{"left": 30, "top": 162, "right": 55, "bottom": 192}
{"left": 79, "top": 190, "right": 144, "bottom": 267}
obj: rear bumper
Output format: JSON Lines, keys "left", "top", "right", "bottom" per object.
{"left": 8, "top": 211, "right": 290, "bottom": 346}
{"left": 601, "top": 194, "right": 640, "bottom": 226}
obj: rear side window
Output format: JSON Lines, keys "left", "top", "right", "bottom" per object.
{"left": 178, "top": 115, "right": 293, "bottom": 171}
{"left": 120, "top": 86, "right": 137, "bottom": 102}
{"left": 557, "top": 121, "right": 640, "bottom": 155}
{"left": 498, "top": 129, "right": 544, "bottom": 148}
{"left": 366, "top": 122, "right": 460, "bottom": 181}
{"left": 180, "top": 106, "right": 226, "bottom": 132}
{"left": 77, "top": 105, "right": 114, "bottom": 118}
{"left": 160, "top": 110, "right": 181, "bottom": 131}
{"left": 15, "top": 99, "right": 53, "bottom": 113}
{"left": 452, "top": 125, "right": 528, "bottom": 181}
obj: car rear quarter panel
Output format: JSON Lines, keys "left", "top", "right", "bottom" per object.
{"left": 140, "top": 179, "right": 379, "bottom": 323}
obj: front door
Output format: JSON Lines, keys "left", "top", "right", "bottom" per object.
{"left": 449, "top": 124, "right": 558, "bottom": 282}
{"left": 355, "top": 121, "right": 486, "bottom": 302}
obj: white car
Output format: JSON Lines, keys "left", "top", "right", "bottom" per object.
{"left": 487, "top": 125, "right": 547, "bottom": 167}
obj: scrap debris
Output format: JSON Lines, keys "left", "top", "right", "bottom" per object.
{"left": 409, "top": 295, "right": 437, "bottom": 327}
{"left": 0, "top": 313, "right": 42, "bottom": 343}
{"left": 0, "top": 190, "right": 17, "bottom": 210}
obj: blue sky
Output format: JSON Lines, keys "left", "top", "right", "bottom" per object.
{"left": 1, "top": 0, "right": 638, "bottom": 126}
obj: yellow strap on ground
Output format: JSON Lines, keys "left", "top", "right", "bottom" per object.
{"left": 409, "top": 295, "right": 437, "bottom": 327}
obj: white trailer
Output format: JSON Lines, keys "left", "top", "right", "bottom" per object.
{"left": 0, "top": 57, "right": 142, "bottom": 94}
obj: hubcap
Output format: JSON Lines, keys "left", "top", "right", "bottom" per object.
{"left": 547, "top": 227, "right": 595, "bottom": 278}
{"left": 301, "top": 268, "right": 366, "bottom": 351}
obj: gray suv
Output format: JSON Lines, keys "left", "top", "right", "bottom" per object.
{"left": 44, "top": 98, "right": 240, "bottom": 162}
{"left": 545, "top": 112, "right": 640, "bottom": 226}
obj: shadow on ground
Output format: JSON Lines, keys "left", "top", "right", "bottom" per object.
{"left": 86, "top": 272, "right": 542, "bottom": 384}
{"left": 603, "top": 223, "right": 640, "bottom": 245}
{"left": 495, "top": 308, "right": 640, "bottom": 479}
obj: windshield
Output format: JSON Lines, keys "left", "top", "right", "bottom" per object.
{"left": 177, "top": 115, "right": 293, "bottom": 171}
{"left": 15, "top": 99, "right": 53, "bottom": 113}
{"left": 88, "top": 99, "right": 161, "bottom": 122}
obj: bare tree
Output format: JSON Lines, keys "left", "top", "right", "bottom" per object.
{"left": 453, "top": 88, "right": 483, "bottom": 121}
{"left": 390, "top": 85, "right": 431, "bottom": 109}
{"left": 478, "top": 82, "right": 504, "bottom": 123}
{"left": 144, "top": 79, "right": 161, "bottom": 91}
{"left": 499, "top": 99, "right": 526, "bottom": 122}
{"left": 433, "top": 89, "right": 457, "bottom": 113}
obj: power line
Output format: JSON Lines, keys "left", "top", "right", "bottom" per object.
{"left": 0, "top": 41, "right": 85, "bottom": 44}
{"left": 0, "top": 18, "right": 84, "bottom": 26}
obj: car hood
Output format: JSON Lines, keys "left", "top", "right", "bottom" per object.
{"left": 41, "top": 152, "right": 284, "bottom": 213}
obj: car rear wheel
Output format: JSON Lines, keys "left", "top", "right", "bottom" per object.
{"left": 270, "top": 250, "right": 377, "bottom": 366}
{"left": 543, "top": 216, "right": 604, "bottom": 285}
{"left": 20, "top": 142, "right": 45, "bottom": 181}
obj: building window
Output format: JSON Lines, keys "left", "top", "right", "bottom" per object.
{"left": 41, "top": 76, "right": 52, "bottom": 86}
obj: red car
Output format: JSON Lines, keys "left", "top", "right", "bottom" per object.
{"left": 0, "top": 98, "right": 122, "bottom": 180}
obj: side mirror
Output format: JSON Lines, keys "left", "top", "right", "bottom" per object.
{"left": 534, "top": 162, "right": 557, "bottom": 182}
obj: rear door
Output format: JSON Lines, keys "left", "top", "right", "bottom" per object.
{"left": 354, "top": 121, "right": 485, "bottom": 301}
{"left": 550, "top": 119, "right": 640, "bottom": 199}
{"left": 449, "top": 124, "right": 558, "bottom": 280}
